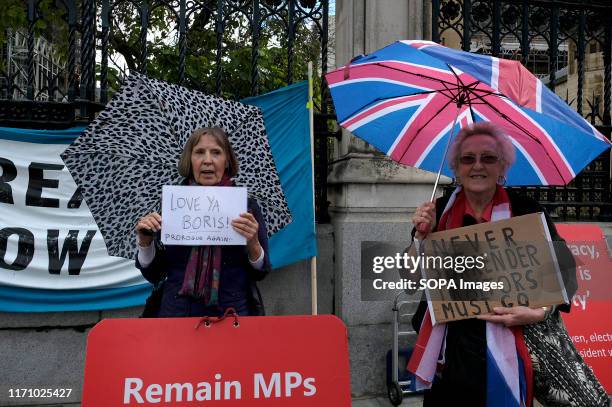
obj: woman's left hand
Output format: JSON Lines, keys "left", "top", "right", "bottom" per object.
{"left": 232, "top": 212, "right": 262, "bottom": 259}
{"left": 477, "top": 306, "right": 545, "bottom": 327}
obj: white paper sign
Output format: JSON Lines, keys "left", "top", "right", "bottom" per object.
{"left": 161, "top": 186, "right": 247, "bottom": 246}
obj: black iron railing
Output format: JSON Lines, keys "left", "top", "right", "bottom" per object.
{"left": 433, "top": 0, "right": 612, "bottom": 221}
{"left": 0, "top": 0, "right": 333, "bottom": 222}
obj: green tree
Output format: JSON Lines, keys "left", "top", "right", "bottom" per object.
{"left": 1, "top": 0, "right": 325, "bottom": 102}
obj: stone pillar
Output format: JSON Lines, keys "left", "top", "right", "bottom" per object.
{"left": 331, "top": 0, "right": 448, "bottom": 397}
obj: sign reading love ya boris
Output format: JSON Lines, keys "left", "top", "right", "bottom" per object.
{"left": 161, "top": 185, "right": 247, "bottom": 246}
{"left": 82, "top": 316, "right": 351, "bottom": 406}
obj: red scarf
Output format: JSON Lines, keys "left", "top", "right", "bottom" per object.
{"left": 437, "top": 187, "right": 506, "bottom": 231}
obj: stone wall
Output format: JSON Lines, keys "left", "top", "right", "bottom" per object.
{"left": 332, "top": 0, "right": 441, "bottom": 397}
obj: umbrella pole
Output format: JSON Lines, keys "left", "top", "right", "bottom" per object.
{"left": 429, "top": 106, "right": 461, "bottom": 202}
{"left": 308, "top": 61, "right": 318, "bottom": 316}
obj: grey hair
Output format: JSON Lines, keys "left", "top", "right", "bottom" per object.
{"left": 448, "top": 122, "right": 516, "bottom": 175}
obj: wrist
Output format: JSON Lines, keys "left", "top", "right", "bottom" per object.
{"left": 137, "top": 234, "right": 153, "bottom": 247}
{"left": 248, "top": 242, "right": 262, "bottom": 261}
{"left": 247, "top": 238, "right": 260, "bottom": 249}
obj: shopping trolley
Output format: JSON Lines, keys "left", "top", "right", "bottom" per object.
{"left": 386, "top": 290, "right": 421, "bottom": 406}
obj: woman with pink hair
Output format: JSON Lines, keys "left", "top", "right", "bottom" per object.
{"left": 410, "top": 122, "right": 578, "bottom": 406}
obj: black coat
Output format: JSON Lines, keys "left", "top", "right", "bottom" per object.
{"left": 411, "top": 190, "right": 577, "bottom": 407}
{"left": 136, "top": 198, "right": 271, "bottom": 317}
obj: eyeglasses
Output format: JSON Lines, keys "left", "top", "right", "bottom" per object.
{"left": 459, "top": 154, "right": 500, "bottom": 165}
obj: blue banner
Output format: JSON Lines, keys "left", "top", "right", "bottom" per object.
{"left": 243, "top": 82, "right": 318, "bottom": 268}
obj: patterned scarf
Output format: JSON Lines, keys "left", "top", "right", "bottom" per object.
{"left": 178, "top": 174, "right": 233, "bottom": 305}
{"left": 407, "top": 185, "right": 533, "bottom": 407}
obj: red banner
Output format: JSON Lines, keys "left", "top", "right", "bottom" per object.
{"left": 82, "top": 315, "right": 351, "bottom": 406}
{"left": 557, "top": 224, "right": 612, "bottom": 392}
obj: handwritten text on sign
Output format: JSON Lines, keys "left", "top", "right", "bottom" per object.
{"left": 161, "top": 186, "right": 246, "bottom": 246}
{"left": 419, "top": 213, "right": 568, "bottom": 324}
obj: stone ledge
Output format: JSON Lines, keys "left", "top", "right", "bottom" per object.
{"left": 328, "top": 154, "right": 452, "bottom": 185}
{"left": 100, "top": 306, "right": 143, "bottom": 319}
{"left": 0, "top": 312, "right": 100, "bottom": 329}
{"left": 329, "top": 183, "right": 443, "bottom": 211}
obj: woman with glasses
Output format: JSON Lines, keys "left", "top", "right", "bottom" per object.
{"left": 410, "top": 122, "right": 577, "bottom": 406}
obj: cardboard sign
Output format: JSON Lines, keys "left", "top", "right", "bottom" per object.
{"left": 82, "top": 315, "right": 351, "bottom": 406}
{"left": 418, "top": 213, "right": 568, "bottom": 324}
{"left": 557, "top": 224, "right": 612, "bottom": 393}
{"left": 161, "top": 186, "right": 247, "bottom": 246}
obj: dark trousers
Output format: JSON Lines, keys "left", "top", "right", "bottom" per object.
{"left": 423, "top": 318, "right": 487, "bottom": 407}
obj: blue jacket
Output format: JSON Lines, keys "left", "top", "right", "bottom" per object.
{"left": 136, "top": 198, "right": 271, "bottom": 317}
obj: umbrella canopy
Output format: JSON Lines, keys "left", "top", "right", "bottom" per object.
{"left": 61, "top": 73, "right": 291, "bottom": 259}
{"left": 326, "top": 40, "right": 611, "bottom": 186}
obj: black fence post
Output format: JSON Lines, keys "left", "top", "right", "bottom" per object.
{"left": 26, "top": 0, "right": 35, "bottom": 101}
{"left": 604, "top": 20, "right": 611, "bottom": 127}
{"left": 178, "top": 0, "right": 187, "bottom": 85}
{"left": 100, "top": 0, "right": 110, "bottom": 105}
{"left": 67, "top": 0, "right": 77, "bottom": 102}
{"left": 521, "top": 0, "right": 530, "bottom": 65}
{"left": 139, "top": 1, "right": 149, "bottom": 75}
{"left": 215, "top": 0, "right": 224, "bottom": 96}
{"left": 432, "top": 0, "right": 440, "bottom": 43}
{"left": 80, "top": 0, "right": 96, "bottom": 119}
{"left": 251, "top": 0, "right": 260, "bottom": 96}
{"left": 492, "top": 0, "right": 501, "bottom": 57}
{"left": 462, "top": 0, "right": 471, "bottom": 51}
{"left": 548, "top": 4, "right": 559, "bottom": 92}
{"left": 287, "top": 0, "right": 296, "bottom": 84}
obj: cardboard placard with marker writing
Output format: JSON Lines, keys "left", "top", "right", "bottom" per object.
{"left": 417, "top": 213, "right": 568, "bottom": 324}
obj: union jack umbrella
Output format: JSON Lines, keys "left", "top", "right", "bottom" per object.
{"left": 325, "top": 40, "right": 611, "bottom": 187}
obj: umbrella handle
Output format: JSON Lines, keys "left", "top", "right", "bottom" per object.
{"left": 416, "top": 222, "right": 431, "bottom": 235}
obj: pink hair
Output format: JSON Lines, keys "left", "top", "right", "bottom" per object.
{"left": 447, "top": 122, "right": 516, "bottom": 175}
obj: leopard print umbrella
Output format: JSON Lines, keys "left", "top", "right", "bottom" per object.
{"left": 61, "top": 73, "right": 292, "bottom": 259}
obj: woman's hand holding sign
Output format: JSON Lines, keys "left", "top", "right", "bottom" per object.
{"left": 477, "top": 306, "right": 546, "bottom": 326}
{"left": 136, "top": 212, "right": 162, "bottom": 247}
{"left": 231, "top": 211, "right": 262, "bottom": 261}
{"left": 135, "top": 208, "right": 261, "bottom": 256}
